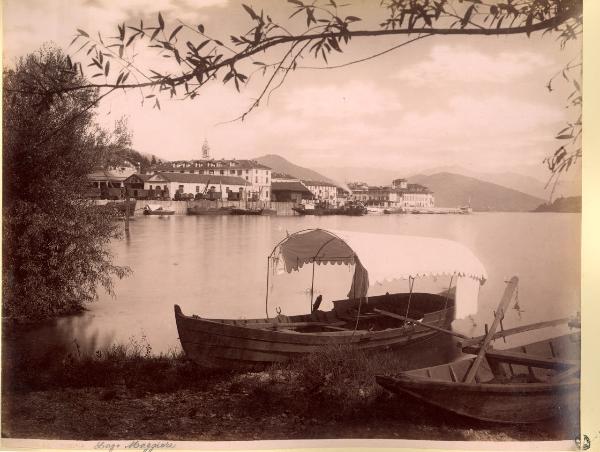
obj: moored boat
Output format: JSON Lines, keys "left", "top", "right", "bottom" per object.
{"left": 260, "top": 208, "right": 277, "bottom": 216}
{"left": 143, "top": 204, "right": 175, "bottom": 215}
{"left": 187, "top": 205, "right": 233, "bottom": 215}
{"left": 376, "top": 278, "right": 580, "bottom": 423}
{"left": 230, "top": 207, "right": 263, "bottom": 215}
{"left": 292, "top": 202, "right": 367, "bottom": 216}
{"left": 376, "top": 331, "right": 580, "bottom": 423}
{"left": 175, "top": 228, "right": 487, "bottom": 368}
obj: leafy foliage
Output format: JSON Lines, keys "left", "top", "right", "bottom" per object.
{"left": 5, "top": 1, "right": 583, "bottom": 180}
{"left": 2, "top": 45, "right": 130, "bottom": 321}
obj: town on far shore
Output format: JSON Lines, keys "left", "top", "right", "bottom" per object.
{"left": 85, "top": 140, "right": 462, "bottom": 216}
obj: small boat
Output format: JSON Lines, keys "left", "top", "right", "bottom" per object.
{"left": 230, "top": 207, "right": 264, "bottom": 215}
{"left": 292, "top": 202, "right": 367, "bottom": 216}
{"left": 143, "top": 204, "right": 175, "bottom": 215}
{"left": 366, "top": 206, "right": 386, "bottom": 215}
{"left": 187, "top": 205, "right": 233, "bottom": 215}
{"left": 175, "top": 228, "right": 487, "bottom": 368}
{"left": 231, "top": 207, "right": 277, "bottom": 216}
{"left": 376, "top": 277, "right": 580, "bottom": 424}
{"left": 384, "top": 208, "right": 404, "bottom": 215}
{"left": 292, "top": 204, "right": 318, "bottom": 215}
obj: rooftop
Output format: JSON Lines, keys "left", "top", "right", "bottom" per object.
{"left": 301, "top": 179, "right": 338, "bottom": 188}
{"left": 148, "top": 172, "right": 251, "bottom": 186}
{"left": 271, "top": 181, "right": 313, "bottom": 193}
{"left": 153, "top": 159, "right": 271, "bottom": 171}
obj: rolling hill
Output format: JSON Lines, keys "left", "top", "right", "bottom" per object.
{"left": 255, "top": 154, "right": 337, "bottom": 185}
{"left": 408, "top": 172, "right": 545, "bottom": 211}
{"left": 254, "top": 154, "right": 546, "bottom": 211}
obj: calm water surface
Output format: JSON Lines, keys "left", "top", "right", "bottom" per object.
{"left": 11, "top": 213, "right": 581, "bottom": 359}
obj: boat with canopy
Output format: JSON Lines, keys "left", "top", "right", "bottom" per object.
{"left": 174, "top": 228, "right": 488, "bottom": 368}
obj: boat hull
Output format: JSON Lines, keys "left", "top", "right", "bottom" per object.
{"left": 175, "top": 293, "right": 455, "bottom": 368}
{"left": 187, "top": 206, "right": 233, "bottom": 215}
{"left": 230, "top": 208, "right": 263, "bottom": 215}
{"left": 376, "top": 374, "right": 579, "bottom": 423}
{"left": 377, "top": 332, "right": 580, "bottom": 423}
{"left": 143, "top": 210, "right": 174, "bottom": 215}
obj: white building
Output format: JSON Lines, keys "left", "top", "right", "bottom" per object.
{"left": 399, "top": 184, "right": 435, "bottom": 208}
{"left": 348, "top": 180, "right": 434, "bottom": 208}
{"left": 302, "top": 180, "right": 338, "bottom": 205}
{"left": 144, "top": 173, "right": 250, "bottom": 200}
{"left": 151, "top": 159, "right": 271, "bottom": 201}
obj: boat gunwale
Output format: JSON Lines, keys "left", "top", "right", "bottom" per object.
{"left": 175, "top": 302, "right": 454, "bottom": 340}
{"left": 374, "top": 382, "right": 578, "bottom": 424}
{"left": 375, "top": 373, "right": 579, "bottom": 393}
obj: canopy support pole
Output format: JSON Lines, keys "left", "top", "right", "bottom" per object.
{"left": 404, "top": 276, "right": 415, "bottom": 319}
{"left": 310, "top": 260, "right": 316, "bottom": 313}
{"left": 443, "top": 274, "right": 455, "bottom": 311}
{"left": 264, "top": 257, "right": 270, "bottom": 319}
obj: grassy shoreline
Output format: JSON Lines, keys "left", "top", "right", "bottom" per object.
{"left": 1, "top": 336, "right": 579, "bottom": 442}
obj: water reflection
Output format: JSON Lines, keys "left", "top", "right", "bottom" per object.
{"left": 4, "top": 213, "right": 581, "bottom": 362}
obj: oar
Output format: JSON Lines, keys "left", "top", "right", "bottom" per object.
{"left": 463, "top": 276, "right": 519, "bottom": 383}
{"left": 459, "top": 317, "right": 572, "bottom": 348}
{"left": 373, "top": 309, "right": 471, "bottom": 340}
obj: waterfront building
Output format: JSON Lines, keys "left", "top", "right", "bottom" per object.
{"left": 301, "top": 180, "right": 338, "bottom": 205}
{"left": 271, "top": 180, "right": 314, "bottom": 203}
{"left": 347, "top": 179, "right": 434, "bottom": 208}
{"left": 123, "top": 174, "right": 151, "bottom": 199}
{"left": 392, "top": 178, "right": 408, "bottom": 190}
{"left": 351, "top": 185, "right": 401, "bottom": 208}
{"left": 399, "top": 183, "right": 435, "bottom": 208}
{"left": 144, "top": 172, "right": 251, "bottom": 201}
{"left": 150, "top": 159, "right": 271, "bottom": 201}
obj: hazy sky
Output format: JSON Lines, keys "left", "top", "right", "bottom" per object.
{"left": 3, "top": 0, "right": 582, "bottom": 183}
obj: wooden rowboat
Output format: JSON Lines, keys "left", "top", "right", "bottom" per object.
{"left": 376, "top": 277, "right": 580, "bottom": 424}
{"left": 175, "top": 228, "right": 488, "bottom": 368}
{"left": 143, "top": 204, "right": 175, "bottom": 215}
{"left": 187, "top": 205, "right": 233, "bottom": 215}
{"left": 175, "top": 292, "right": 456, "bottom": 369}
{"left": 376, "top": 331, "right": 580, "bottom": 423}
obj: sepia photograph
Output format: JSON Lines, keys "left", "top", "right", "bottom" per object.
{"left": 1, "top": 0, "right": 587, "bottom": 449}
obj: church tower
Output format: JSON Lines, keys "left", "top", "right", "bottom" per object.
{"left": 201, "top": 139, "right": 211, "bottom": 160}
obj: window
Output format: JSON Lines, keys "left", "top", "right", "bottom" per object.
{"left": 164, "top": 185, "right": 167, "bottom": 190}
{"left": 209, "top": 170, "right": 214, "bottom": 175}
{"left": 196, "top": 186, "right": 200, "bottom": 193}
{"left": 237, "top": 170, "right": 242, "bottom": 175}
{"left": 230, "top": 170, "right": 235, "bottom": 175}
{"left": 220, "top": 170, "right": 225, "bottom": 175}
{"left": 266, "top": 177, "right": 269, "bottom": 184}
{"left": 255, "top": 177, "right": 258, "bottom": 183}
{"left": 179, "top": 185, "right": 184, "bottom": 191}
{"left": 149, "top": 185, "right": 153, "bottom": 190}
{"left": 245, "top": 176, "right": 249, "bottom": 181}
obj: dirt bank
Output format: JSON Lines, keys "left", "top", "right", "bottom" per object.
{"left": 1, "top": 337, "right": 579, "bottom": 442}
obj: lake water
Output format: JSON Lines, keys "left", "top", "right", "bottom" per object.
{"left": 8, "top": 213, "right": 581, "bottom": 360}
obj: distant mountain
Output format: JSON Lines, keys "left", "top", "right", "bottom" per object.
{"left": 408, "top": 172, "right": 545, "bottom": 211}
{"left": 255, "top": 154, "right": 338, "bottom": 185}
{"left": 416, "top": 166, "right": 551, "bottom": 199}
{"left": 313, "top": 164, "right": 581, "bottom": 199}
{"left": 312, "top": 166, "right": 406, "bottom": 186}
